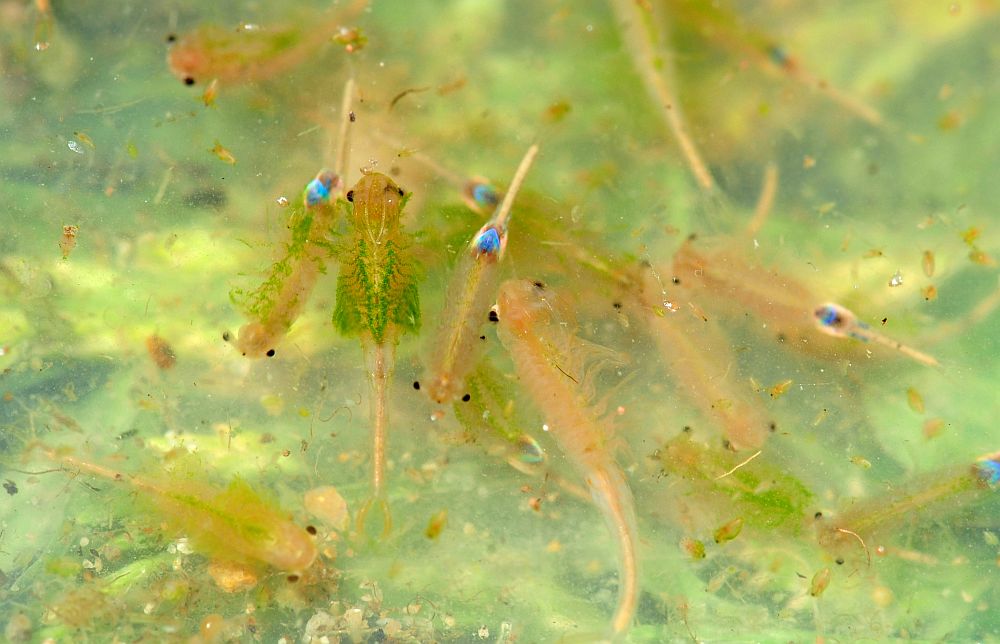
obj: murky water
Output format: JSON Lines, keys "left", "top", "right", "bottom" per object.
{"left": 1, "top": 1, "right": 998, "bottom": 641}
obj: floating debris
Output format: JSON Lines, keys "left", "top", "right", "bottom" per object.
{"left": 211, "top": 141, "right": 236, "bottom": 165}
{"left": 714, "top": 517, "right": 744, "bottom": 544}
{"left": 889, "top": 270, "right": 904, "bottom": 287}
{"left": 145, "top": 334, "right": 177, "bottom": 369}
{"left": 59, "top": 224, "right": 79, "bottom": 259}
{"left": 333, "top": 26, "right": 367, "bottom": 53}
{"left": 425, "top": 509, "right": 447, "bottom": 540}
{"left": 809, "top": 567, "right": 832, "bottom": 597}
{"left": 922, "top": 250, "right": 935, "bottom": 277}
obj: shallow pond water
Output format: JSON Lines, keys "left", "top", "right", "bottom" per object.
{"left": 1, "top": 1, "right": 999, "bottom": 641}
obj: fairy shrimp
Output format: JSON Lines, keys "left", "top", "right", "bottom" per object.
{"left": 633, "top": 264, "right": 772, "bottom": 450}
{"left": 423, "top": 144, "right": 539, "bottom": 405}
{"left": 51, "top": 450, "right": 316, "bottom": 571}
{"left": 496, "top": 279, "right": 638, "bottom": 636}
{"left": 166, "top": 1, "right": 367, "bottom": 86}
{"left": 813, "top": 302, "right": 939, "bottom": 367}
{"left": 232, "top": 169, "right": 341, "bottom": 358}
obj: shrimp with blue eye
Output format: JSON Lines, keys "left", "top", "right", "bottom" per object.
{"left": 231, "top": 169, "right": 343, "bottom": 358}
{"left": 423, "top": 144, "right": 539, "bottom": 405}
{"left": 813, "top": 303, "right": 939, "bottom": 367}
{"left": 230, "top": 80, "right": 354, "bottom": 358}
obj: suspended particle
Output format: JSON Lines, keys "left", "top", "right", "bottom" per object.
{"left": 922, "top": 418, "right": 945, "bottom": 439}
{"left": 809, "top": 567, "right": 832, "bottom": 597}
{"left": 961, "top": 227, "right": 980, "bottom": 245}
{"left": 424, "top": 509, "right": 447, "bottom": 540}
{"left": 713, "top": 517, "right": 744, "bottom": 544}
{"left": 922, "top": 250, "right": 936, "bottom": 277}
{"left": 73, "top": 132, "right": 96, "bottom": 149}
{"left": 59, "top": 224, "right": 79, "bottom": 259}
{"left": 211, "top": 141, "right": 236, "bottom": 165}
{"left": 888, "top": 270, "right": 904, "bottom": 287}
{"left": 850, "top": 455, "right": 872, "bottom": 469}
{"left": 275, "top": 196, "right": 290, "bottom": 207}
{"left": 680, "top": 537, "right": 706, "bottom": 560}
{"left": 769, "top": 379, "right": 793, "bottom": 399}
{"left": 969, "top": 249, "right": 996, "bottom": 266}
{"left": 333, "top": 26, "right": 367, "bottom": 53}
{"left": 67, "top": 140, "right": 84, "bottom": 154}
{"left": 146, "top": 334, "right": 177, "bottom": 369}
{"left": 906, "top": 387, "right": 925, "bottom": 414}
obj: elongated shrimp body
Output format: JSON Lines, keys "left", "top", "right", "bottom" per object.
{"left": 497, "top": 279, "right": 638, "bottom": 636}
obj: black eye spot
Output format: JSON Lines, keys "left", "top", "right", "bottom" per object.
{"left": 479, "top": 335, "right": 486, "bottom": 341}
{"left": 768, "top": 421, "right": 777, "bottom": 432}
{"left": 533, "top": 281, "right": 545, "bottom": 289}
{"left": 612, "top": 302, "right": 622, "bottom": 310}
{"left": 222, "top": 331, "right": 232, "bottom": 342}
{"left": 814, "top": 511, "right": 823, "bottom": 519}
{"left": 166, "top": 33, "right": 177, "bottom": 43}
{"left": 461, "top": 393, "right": 471, "bottom": 402}
{"left": 286, "top": 574, "right": 300, "bottom": 583}
{"left": 397, "top": 187, "right": 405, "bottom": 196}
{"left": 305, "top": 525, "right": 317, "bottom": 535}
{"left": 266, "top": 349, "right": 275, "bottom": 357}
{"left": 672, "top": 277, "right": 681, "bottom": 284}
{"left": 835, "top": 558, "right": 845, "bottom": 565}
{"left": 488, "top": 310, "right": 499, "bottom": 323}
{"left": 183, "top": 76, "right": 195, "bottom": 86}
{"left": 412, "top": 381, "right": 420, "bottom": 390}
{"left": 346, "top": 190, "right": 354, "bottom": 202}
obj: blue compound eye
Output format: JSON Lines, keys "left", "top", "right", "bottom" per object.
{"left": 815, "top": 305, "right": 840, "bottom": 328}
{"left": 975, "top": 457, "right": 1000, "bottom": 489}
{"left": 472, "top": 183, "right": 499, "bottom": 208}
{"left": 305, "top": 178, "right": 331, "bottom": 206}
{"left": 474, "top": 227, "right": 502, "bottom": 255}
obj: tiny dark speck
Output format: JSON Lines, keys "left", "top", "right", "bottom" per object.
{"left": 183, "top": 76, "right": 195, "bottom": 86}
{"left": 349, "top": 111, "right": 356, "bottom": 122}
{"left": 488, "top": 310, "right": 499, "bottom": 322}
{"left": 412, "top": 381, "right": 421, "bottom": 390}
{"left": 461, "top": 393, "right": 471, "bottom": 402}
{"left": 265, "top": 349, "right": 275, "bottom": 357}
{"left": 3, "top": 480, "right": 17, "bottom": 495}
